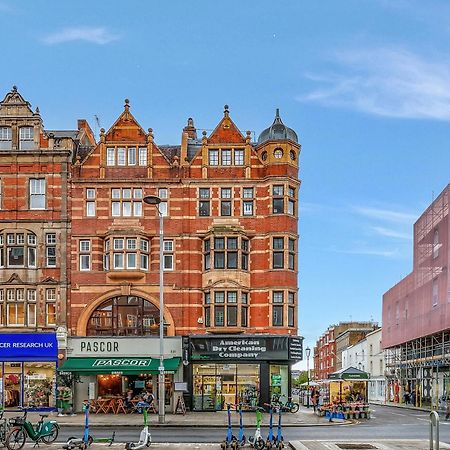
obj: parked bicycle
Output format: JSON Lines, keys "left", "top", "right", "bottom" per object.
{"left": 0, "top": 410, "right": 10, "bottom": 445}
{"left": 271, "top": 395, "right": 299, "bottom": 413}
{"left": 5, "top": 408, "right": 59, "bottom": 450}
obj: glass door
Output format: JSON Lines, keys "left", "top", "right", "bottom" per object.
{"left": 202, "top": 375, "right": 222, "bottom": 411}
{"left": 4, "top": 363, "right": 22, "bottom": 409}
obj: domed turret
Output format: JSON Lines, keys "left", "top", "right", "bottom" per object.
{"left": 257, "top": 109, "right": 298, "bottom": 144}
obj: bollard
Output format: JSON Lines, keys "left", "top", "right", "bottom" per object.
{"left": 429, "top": 410, "right": 439, "bottom": 450}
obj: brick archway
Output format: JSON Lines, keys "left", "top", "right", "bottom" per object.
{"left": 76, "top": 289, "right": 175, "bottom": 337}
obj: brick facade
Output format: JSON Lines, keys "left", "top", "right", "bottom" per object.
{"left": 70, "top": 102, "right": 301, "bottom": 338}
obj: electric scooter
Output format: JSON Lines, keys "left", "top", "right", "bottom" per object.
{"left": 125, "top": 408, "right": 151, "bottom": 449}
{"left": 274, "top": 406, "right": 284, "bottom": 449}
{"left": 221, "top": 403, "right": 237, "bottom": 450}
{"left": 236, "top": 404, "right": 246, "bottom": 448}
{"left": 264, "top": 403, "right": 275, "bottom": 449}
{"left": 248, "top": 407, "right": 265, "bottom": 450}
{"left": 63, "top": 401, "right": 91, "bottom": 450}
{"left": 64, "top": 402, "right": 115, "bottom": 450}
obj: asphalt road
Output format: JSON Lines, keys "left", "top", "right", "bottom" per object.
{"left": 56, "top": 405, "right": 450, "bottom": 444}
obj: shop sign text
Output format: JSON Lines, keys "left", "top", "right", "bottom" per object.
{"left": 212, "top": 339, "right": 266, "bottom": 359}
{"left": 92, "top": 359, "right": 151, "bottom": 368}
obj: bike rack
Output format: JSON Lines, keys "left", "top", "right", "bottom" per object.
{"left": 429, "top": 410, "right": 439, "bottom": 450}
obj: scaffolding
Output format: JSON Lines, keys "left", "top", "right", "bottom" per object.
{"left": 385, "top": 330, "right": 450, "bottom": 407}
{"left": 414, "top": 186, "right": 448, "bottom": 288}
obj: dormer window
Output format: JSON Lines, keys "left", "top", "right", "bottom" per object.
{"left": 106, "top": 146, "right": 147, "bottom": 167}
{"left": 0, "top": 127, "right": 12, "bottom": 150}
{"left": 207, "top": 148, "right": 245, "bottom": 166}
{"left": 19, "top": 127, "right": 34, "bottom": 150}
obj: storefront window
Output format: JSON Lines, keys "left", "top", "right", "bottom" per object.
{"left": 192, "top": 363, "right": 260, "bottom": 411}
{"left": 97, "top": 374, "right": 122, "bottom": 397}
{"left": 23, "top": 362, "right": 56, "bottom": 408}
{"left": 269, "top": 364, "right": 289, "bottom": 401}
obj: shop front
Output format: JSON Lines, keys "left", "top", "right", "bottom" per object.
{"left": 187, "top": 335, "right": 302, "bottom": 411}
{"left": 0, "top": 333, "right": 58, "bottom": 410}
{"left": 60, "top": 337, "right": 182, "bottom": 412}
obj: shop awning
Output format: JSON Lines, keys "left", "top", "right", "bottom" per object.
{"left": 58, "top": 357, "right": 181, "bottom": 375}
{"left": 328, "top": 366, "right": 369, "bottom": 380}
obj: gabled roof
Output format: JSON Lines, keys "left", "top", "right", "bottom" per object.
{"left": 208, "top": 105, "right": 245, "bottom": 145}
{"left": 104, "top": 99, "right": 147, "bottom": 143}
{"left": 0, "top": 85, "right": 40, "bottom": 119}
{"left": 328, "top": 366, "right": 369, "bottom": 380}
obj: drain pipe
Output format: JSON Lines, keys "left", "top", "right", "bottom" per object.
{"left": 429, "top": 410, "right": 439, "bottom": 450}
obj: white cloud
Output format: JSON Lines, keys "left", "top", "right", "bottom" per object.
{"left": 371, "top": 226, "right": 411, "bottom": 240}
{"left": 336, "top": 247, "right": 400, "bottom": 258}
{"left": 298, "top": 47, "right": 450, "bottom": 121}
{"left": 353, "top": 206, "right": 417, "bottom": 224}
{"left": 42, "top": 27, "right": 119, "bottom": 45}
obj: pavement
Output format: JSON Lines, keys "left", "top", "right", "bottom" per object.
{"left": 17, "top": 406, "right": 343, "bottom": 428}
{"left": 289, "top": 440, "right": 450, "bottom": 449}
{"left": 18, "top": 442, "right": 450, "bottom": 450}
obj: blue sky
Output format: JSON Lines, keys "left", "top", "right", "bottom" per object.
{"left": 2, "top": 0, "right": 450, "bottom": 368}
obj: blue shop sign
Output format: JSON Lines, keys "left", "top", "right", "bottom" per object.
{"left": 0, "top": 333, "right": 58, "bottom": 361}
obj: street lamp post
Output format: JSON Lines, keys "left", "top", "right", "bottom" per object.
{"left": 143, "top": 195, "right": 165, "bottom": 424}
{"left": 305, "top": 347, "right": 311, "bottom": 408}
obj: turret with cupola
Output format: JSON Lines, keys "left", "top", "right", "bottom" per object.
{"left": 256, "top": 109, "right": 300, "bottom": 169}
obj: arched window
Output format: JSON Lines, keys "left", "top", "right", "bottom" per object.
{"left": 87, "top": 296, "right": 166, "bottom": 336}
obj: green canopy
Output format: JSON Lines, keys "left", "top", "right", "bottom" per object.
{"left": 328, "top": 366, "right": 369, "bottom": 380}
{"left": 58, "top": 357, "right": 181, "bottom": 375}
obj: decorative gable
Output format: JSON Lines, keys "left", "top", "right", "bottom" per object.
{"left": 104, "top": 99, "right": 147, "bottom": 143}
{"left": 0, "top": 85, "right": 39, "bottom": 119}
{"left": 208, "top": 105, "right": 245, "bottom": 144}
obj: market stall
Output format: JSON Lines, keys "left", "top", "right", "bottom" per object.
{"left": 318, "top": 367, "right": 371, "bottom": 420}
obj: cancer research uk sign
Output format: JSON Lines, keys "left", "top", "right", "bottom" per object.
{"left": 189, "top": 335, "right": 303, "bottom": 362}
{"left": 0, "top": 333, "right": 58, "bottom": 361}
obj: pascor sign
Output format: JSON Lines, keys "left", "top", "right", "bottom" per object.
{"left": 0, "top": 333, "right": 58, "bottom": 361}
{"left": 92, "top": 359, "right": 152, "bottom": 368}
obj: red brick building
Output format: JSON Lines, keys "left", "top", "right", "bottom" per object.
{"left": 313, "top": 321, "right": 377, "bottom": 381}
{"left": 0, "top": 86, "right": 94, "bottom": 409}
{"left": 67, "top": 101, "right": 302, "bottom": 410}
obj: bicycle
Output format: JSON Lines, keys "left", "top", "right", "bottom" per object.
{"left": 0, "top": 410, "right": 11, "bottom": 445}
{"left": 271, "top": 395, "right": 299, "bottom": 414}
{"left": 5, "top": 408, "right": 59, "bottom": 450}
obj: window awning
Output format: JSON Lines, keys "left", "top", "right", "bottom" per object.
{"left": 58, "top": 357, "right": 181, "bottom": 375}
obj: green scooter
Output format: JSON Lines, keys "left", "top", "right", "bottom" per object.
{"left": 5, "top": 408, "right": 59, "bottom": 450}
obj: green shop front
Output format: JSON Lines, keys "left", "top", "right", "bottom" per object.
{"left": 187, "top": 335, "right": 302, "bottom": 411}
{"left": 60, "top": 337, "right": 182, "bottom": 412}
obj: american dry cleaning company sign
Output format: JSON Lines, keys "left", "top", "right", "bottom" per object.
{"left": 212, "top": 339, "right": 266, "bottom": 358}
{"left": 190, "top": 337, "right": 291, "bottom": 360}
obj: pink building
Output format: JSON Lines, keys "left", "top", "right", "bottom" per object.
{"left": 382, "top": 184, "right": 450, "bottom": 407}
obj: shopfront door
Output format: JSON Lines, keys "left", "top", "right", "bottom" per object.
{"left": 4, "top": 363, "right": 22, "bottom": 408}
{"left": 202, "top": 375, "right": 222, "bottom": 411}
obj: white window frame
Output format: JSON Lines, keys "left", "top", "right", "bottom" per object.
{"left": 234, "top": 149, "right": 244, "bottom": 165}
{"left": 29, "top": 178, "right": 46, "bottom": 210}
{"left": 128, "top": 147, "right": 136, "bottom": 166}
{"left": 19, "top": 126, "right": 34, "bottom": 150}
{"left": 107, "top": 148, "right": 115, "bottom": 166}
{"left": 138, "top": 147, "right": 147, "bottom": 166}
{"left": 163, "top": 239, "right": 174, "bottom": 270}
{"left": 117, "top": 147, "right": 126, "bottom": 166}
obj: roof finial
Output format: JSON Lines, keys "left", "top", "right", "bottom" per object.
{"left": 12, "top": 85, "right": 17, "bottom": 93}
{"left": 276, "top": 108, "right": 280, "bottom": 118}
{"left": 187, "top": 117, "right": 194, "bottom": 127}
{"left": 224, "top": 104, "right": 229, "bottom": 117}
{"left": 124, "top": 98, "right": 130, "bottom": 109}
